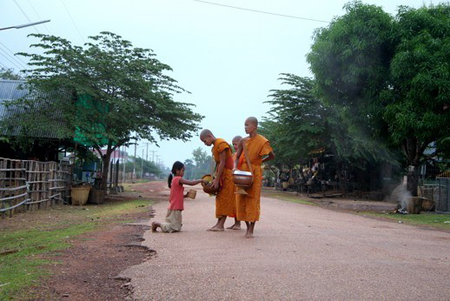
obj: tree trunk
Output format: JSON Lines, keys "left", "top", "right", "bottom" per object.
{"left": 336, "top": 161, "right": 347, "bottom": 195}
{"left": 406, "top": 165, "right": 418, "bottom": 197}
{"left": 100, "top": 151, "right": 112, "bottom": 191}
{"left": 402, "top": 137, "right": 428, "bottom": 197}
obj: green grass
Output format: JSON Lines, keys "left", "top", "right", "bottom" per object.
{"left": 358, "top": 212, "right": 450, "bottom": 230}
{"left": 0, "top": 199, "right": 152, "bottom": 300}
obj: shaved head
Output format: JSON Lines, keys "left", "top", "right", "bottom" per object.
{"left": 245, "top": 116, "right": 258, "bottom": 127}
{"left": 232, "top": 135, "right": 242, "bottom": 143}
{"left": 200, "top": 129, "right": 213, "bottom": 139}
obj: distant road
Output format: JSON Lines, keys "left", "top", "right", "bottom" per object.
{"left": 123, "top": 185, "right": 450, "bottom": 300}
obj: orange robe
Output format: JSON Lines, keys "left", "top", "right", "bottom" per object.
{"left": 236, "top": 134, "right": 273, "bottom": 222}
{"left": 212, "top": 138, "right": 236, "bottom": 218}
{"left": 230, "top": 152, "right": 245, "bottom": 218}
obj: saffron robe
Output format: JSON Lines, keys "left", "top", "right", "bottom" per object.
{"left": 236, "top": 134, "right": 273, "bottom": 222}
{"left": 212, "top": 138, "right": 236, "bottom": 218}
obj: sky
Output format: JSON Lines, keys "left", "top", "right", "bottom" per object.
{"left": 0, "top": 0, "right": 434, "bottom": 168}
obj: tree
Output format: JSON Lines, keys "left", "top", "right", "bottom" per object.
{"left": 263, "top": 74, "right": 327, "bottom": 168}
{"left": 307, "top": 1, "right": 394, "bottom": 165}
{"left": 191, "top": 147, "right": 212, "bottom": 179}
{"left": 125, "top": 156, "right": 162, "bottom": 176}
{"left": 307, "top": 1, "right": 449, "bottom": 195}
{"left": 12, "top": 32, "right": 203, "bottom": 190}
{"left": 0, "top": 67, "right": 22, "bottom": 80}
{"left": 261, "top": 74, "right": 375, "bottom": 190}
{"left": 183, "top": 159, "right": 195, "bottom": 180}
{"left": 383, "top": 4, "right": 450, "bottom": 195}
{"left": 260, "top": 74, "right": 328, "bottom": 185}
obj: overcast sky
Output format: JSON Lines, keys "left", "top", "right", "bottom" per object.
{"left": 1, "top": 0, "right": 434, "bottom": 168}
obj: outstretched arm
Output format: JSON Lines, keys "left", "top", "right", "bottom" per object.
{"left": 179, "top": 178, "right": 203, "bottom": 186}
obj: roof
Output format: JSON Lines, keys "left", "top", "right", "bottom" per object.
{"left": 0, "top": 79, "right": 28, "bottom": 117}
{"left": 0, "top": 79, "right": 61, "bottom": 139}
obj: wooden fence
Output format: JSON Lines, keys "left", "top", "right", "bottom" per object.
{"left": 0, "top": 157, "right": 72, "bottom": 218}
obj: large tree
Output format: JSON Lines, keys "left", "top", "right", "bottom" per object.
{"left": 307, "top": 1, "right": 393, "bottom": 164}
{"left": 383, "top": 4, "right": 450, "bottom": 195}
{"left": 11, "top": 32, "right": 202, "bottom": 190}
{"left": 307, "top": 1, "right": 450, "bottom": 195}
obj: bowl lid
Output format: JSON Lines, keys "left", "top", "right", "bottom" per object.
{"left": 233, "top": 170, "right": 252, "bottom": 176}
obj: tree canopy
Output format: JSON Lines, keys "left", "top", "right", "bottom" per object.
{"left": 10, "top": 31, "right": 203, "bottom": 189}
{"left": 306, "top": 1, "right": 450, "bottom": 194}
{"left": 260, "top": 74, "right": 326, "bottom": 169}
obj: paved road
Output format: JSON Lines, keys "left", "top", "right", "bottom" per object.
{"left": 122, "top": 186, "right": 450, "bottom": 300}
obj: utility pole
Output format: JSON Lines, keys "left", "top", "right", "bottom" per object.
{"left": 141, "top": 149, "right": 145, "bottom": 179}
{"left": 122, "top": 145, "right": 126, "bottom": 184}
{"left": 133, "top": 142, "right": 137, "bottom": 180}
{"left": 146, "top": 143, "right": 149, "bottom": 162}
{"left": 150, "top": 150, "right": 156, "bottom": 163}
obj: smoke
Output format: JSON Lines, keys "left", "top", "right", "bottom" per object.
{"left": 389, "top": 183, "right": 412, "bottom": 210}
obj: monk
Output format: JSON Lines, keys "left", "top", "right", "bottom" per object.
{"left": 226, "top": 135, "right": 243, "bottom": 230}
{"left": 200, "top": 129, "right": 236, "bottom": 231}
{"left": 234, "top": 117, "right": 275, "bottom": 238}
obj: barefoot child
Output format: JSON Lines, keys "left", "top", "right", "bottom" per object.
{"left": 151, "top": 161, "right": 204, "bottom": 233}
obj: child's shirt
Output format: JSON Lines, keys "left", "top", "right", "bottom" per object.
{"left": 168, "top": 176, "right": 184, "bottom": 210}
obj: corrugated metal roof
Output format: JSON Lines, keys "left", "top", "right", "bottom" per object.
{"left": 0, "top": 79, "right": 28, "bottom": 117}
{"left": 0, "top": 79, "right": 28, "bottom": 99}
{"left": 0, "top": 80, "right": 62, "bottom": 139}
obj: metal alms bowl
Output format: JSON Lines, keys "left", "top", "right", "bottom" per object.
{"left": 201, "top": 174, "right": 218, "bottom": 195}
{"left": 232, "top": 170, "right": 253, "bottom": 188}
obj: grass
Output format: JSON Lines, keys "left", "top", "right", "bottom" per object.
{"left": 358, "top": 211, "right": 450, "bottom": 230}
{"left": 0, "top": 199, "right": 152, "bottom": 300}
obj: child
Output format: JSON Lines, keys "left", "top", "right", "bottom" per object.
{"left": 151, "top": 161, "right": 204, "bottom": 233}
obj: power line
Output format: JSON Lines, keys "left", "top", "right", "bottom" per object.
{"left": 192, "top": 0, "right": 329, "bottom": 24}
{"left": 0, "top": 42, "right": 28, "bottom": 66}
{"left": 0, "top": 46, "right": 27, "bottom": 70}
{"left": 60, "top": 0, "right": 85, "bottom": 44}
{"left": 26, "top": 0, "right": 52, "bottom": 35}
{"left": 12, "top": 0, "right": 41, "bottom": 34}
{"left": 0, "top": 51, "right": 24, "bottom": 70}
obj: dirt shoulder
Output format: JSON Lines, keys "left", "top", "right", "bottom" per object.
{"left": 0, "top": 182, "right": 168, "bottom": 301}
{"left": 27, "top": 210, "right": 153, "bottom": 300}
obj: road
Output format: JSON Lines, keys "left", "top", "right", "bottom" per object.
{"left": 122, "top": 186, "right": 450, "bottom": 300}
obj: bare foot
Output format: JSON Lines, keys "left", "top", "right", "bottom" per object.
{"left": 207, "top": 227, "right": 224, "bottom": 232}
{"left": 151, "top": 222, "right": 159, "bottom": 232}
{"left": 245, "top": 233, "right": 254, "bottom": 238}
{"left": 227, "top": 224, "right": 241, "bottom": 230}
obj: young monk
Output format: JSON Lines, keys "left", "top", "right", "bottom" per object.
{"left": 226, "top": 135, "right": 243, "bottom": 230}
{"left": 200, "top": 129, "right": 236, "bottom": 231}
{"left": 234, "top": 117, "right": 275, "bottom": 238}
